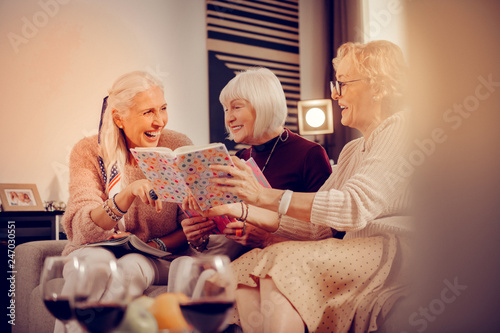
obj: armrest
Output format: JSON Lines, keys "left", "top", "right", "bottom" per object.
{"left": 13, "top": 240, "right": 68, "bottom": 333}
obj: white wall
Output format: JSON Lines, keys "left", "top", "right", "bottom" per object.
{"left": 0, "top": 0, "right": 324, "bottom": 205}
{"left": 361, "top": 0, "right": 406, "bottom": 51}
{"left": 0, "top": 0, "right": 209, "bottom": 203}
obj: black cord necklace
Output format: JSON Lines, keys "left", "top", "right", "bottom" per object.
{"left": 251, "top": 129, "right": 289, "bottom": 172}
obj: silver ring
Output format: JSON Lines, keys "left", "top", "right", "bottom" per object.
{"left": 149, "top": 189, "right": 158, "bottom": 200}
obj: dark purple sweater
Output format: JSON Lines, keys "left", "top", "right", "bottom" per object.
{"left": 236, "top": 128, "right": 332, "bottom": 192}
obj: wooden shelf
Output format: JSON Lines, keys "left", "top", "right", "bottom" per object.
{"left": 0, "top": 211, "right": 65, "bottom": 245}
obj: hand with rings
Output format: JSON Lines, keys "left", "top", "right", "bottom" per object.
{"left": 127, "top": 179, "right": 163, "bottom": 213}
{"left": 224, "top": 221, "right": 271, "bottom": 248}
{"left": 235, "top": 221, "right": 246, "bottom": 237}
{"left": 209, "top": 156, "right": 265, "bottom": 205}
{"left": 181, "top": 216, "right": 215, "bottom": 243}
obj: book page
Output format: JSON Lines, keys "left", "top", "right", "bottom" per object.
{"left": 131, "top": 146, "right": 175, "bottom": 156}
{"left": 84, "top": 235, "right": 171, "bottom": 258}
{"left": 172, "top": 142, "right": 225, "bottom": 155}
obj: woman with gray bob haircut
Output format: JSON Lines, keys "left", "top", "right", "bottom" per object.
{"left": 219, "top": 67, "right": 288, "bottom": 143}
{"left": 181, "top": 67, "right": 332, "bottom": 257}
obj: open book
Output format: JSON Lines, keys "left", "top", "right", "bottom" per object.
{"left": 85, "top": 234, "right": 172, "bottom": 259}
{"left": 180, "top": 157, "right": 271, "bottom": 234}
{"left": 131, "top": 143, "right": 240, "bottom": 211}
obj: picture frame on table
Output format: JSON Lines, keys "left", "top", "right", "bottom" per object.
{"left": 0, "top": 183, "right": 44, "bottom": 211}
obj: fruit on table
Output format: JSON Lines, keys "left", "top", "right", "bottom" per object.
{"left": 148, "top": 292, "right": 190, "bottom": 330}
{"left": 132, "top": 295, "right": 155, "bottom": 310}
{"left": 114, "top": 301, "right": 158, "bottom": 333}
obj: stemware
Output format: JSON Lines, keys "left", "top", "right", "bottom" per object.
{"left": 40, "top": 256, "right": 80, "bottom": 333}
{"left": 73, "top": 257, "right": 130, "bottom": 333}
{"left": 169, "top": 255, "right": 235, "bottom": 333}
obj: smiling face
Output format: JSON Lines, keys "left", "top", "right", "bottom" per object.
{"left": 224, "top": 98, "right": 257, "bottom": 144}
{"left": 332, "top": 57, "right": 381, "bottom": 137}
{"left": 113, "top": 85, "right": 168, "bottom": 149}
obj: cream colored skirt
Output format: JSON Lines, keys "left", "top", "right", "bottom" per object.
{"left": 229, "top": 233, "right": 410, "bottom": 333}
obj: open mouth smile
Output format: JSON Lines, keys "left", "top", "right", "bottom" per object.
{"left": 231, "top": 125, "right": 243, "bottom": 132}
{"left": 145, "top": 131, "right": 161, "bottom": 139}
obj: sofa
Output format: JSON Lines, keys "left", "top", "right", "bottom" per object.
{"left": 13, "top": 240, "right": 168, "bottom": 333}
{"left": 14, "top": 240, "right": 403, "bottom": 333}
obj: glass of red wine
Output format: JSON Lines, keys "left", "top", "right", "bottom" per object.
{"left": 40, "top": 256, "right": 81, "bottom": 333}
{"left": 72, "top": 256, "right": 130, "bottom": 333}
{"left": 169, "top": 255, "right": 235, "bottom": 333}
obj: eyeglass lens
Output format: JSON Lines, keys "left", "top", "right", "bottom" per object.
{"left": 330, "top": 81, "right": 341, "bottom": 96}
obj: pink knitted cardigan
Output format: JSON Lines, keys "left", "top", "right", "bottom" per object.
{"left": 61, "top": 129, "right": 192, "bottom": 256}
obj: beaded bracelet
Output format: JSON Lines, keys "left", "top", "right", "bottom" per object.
{"left": 189, "top": 236, "right": 209, "bottom": 253}
{"left": 112, "top": 193, "right": 127, "bottom": 215}
{"left": 150, "top": 238, "right": 167, "bottom": 252}
{"left": 103, "top": 199, "right": 122, "bottom": 221}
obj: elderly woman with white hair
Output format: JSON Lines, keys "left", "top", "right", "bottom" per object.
{"left": 186, "top": 40, "right": 412, "bottom": 333}
{"left": 58, "top": 71, "right": 192, "bottom": 314}
{"left": 181, "top": 67, "right": 333, "bottom": 258}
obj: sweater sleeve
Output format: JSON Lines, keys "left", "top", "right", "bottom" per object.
{"left": 310, "top": 113, "right": 410, "bottom": 232}
{"left": 273, "top": 215, "right": 333, "bottom": 240}
{"left": 62, "top": 136, "right": 114, "bottom": 252}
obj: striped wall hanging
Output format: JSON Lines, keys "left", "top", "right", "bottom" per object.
{"left": 206, "top": 0, "right": 300, "bottom": 152}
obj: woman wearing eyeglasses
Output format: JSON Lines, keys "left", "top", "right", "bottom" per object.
{"left": 187, "top": 40, "right": 412, "bottom": 333}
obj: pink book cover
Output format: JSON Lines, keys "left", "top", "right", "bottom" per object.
{"left": 245, "top": 157, "right": 271, "bottom": 188}
{"left": 180, "top": 206, "right": 237, "bottom": 234}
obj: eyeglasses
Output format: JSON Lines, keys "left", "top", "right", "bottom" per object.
{"left": 330, "top": 79, "right": 363, "bottom": 96}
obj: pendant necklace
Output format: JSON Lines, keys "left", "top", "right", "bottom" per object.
{"left": 251, "top": 129, "right": 289, "bottom": 173}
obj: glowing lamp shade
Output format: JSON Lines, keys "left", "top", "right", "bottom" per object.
{"left": 297, "top": 99, "right": 334, "bottom": 135}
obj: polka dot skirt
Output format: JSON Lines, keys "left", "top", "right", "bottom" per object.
{"left": 229, "top": 234, "right": 410, "bottom": 333}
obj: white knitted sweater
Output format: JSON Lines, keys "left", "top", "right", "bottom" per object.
{"left": 275, "top": 112, "right": 413, "bottom": 240}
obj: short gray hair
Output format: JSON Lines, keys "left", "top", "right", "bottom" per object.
{"left": 219, "top": 67, "right": 287, "bottom": 141}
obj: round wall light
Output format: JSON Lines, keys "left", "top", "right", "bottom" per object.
{"left": 305, "top": 107, "right": 326, "bottom": 128}
{"left": 297, "top": 99, "right": 334, "bottom": 135}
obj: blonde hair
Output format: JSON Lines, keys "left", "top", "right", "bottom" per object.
{"left": 332, "top": 40, "right": 408, "bottom": 114}
{"left": 99, "top": 71, "right": 164, "bottom": 188}
{"left": 219, "top": 67, "right": 287, "bottom": 141}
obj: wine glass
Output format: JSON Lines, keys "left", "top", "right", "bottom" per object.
{"left": 169, "top": 255, "right": 235, "bottom": 333}
{"left": 40, "top": 256, "right": 80, "bottom": 333}
{"left": 73, "top": 257, "right": 130, "bottom": 333}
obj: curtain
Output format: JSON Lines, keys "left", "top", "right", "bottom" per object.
{"left": 324, "top": 0, "right": 364, "bottom": 163}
